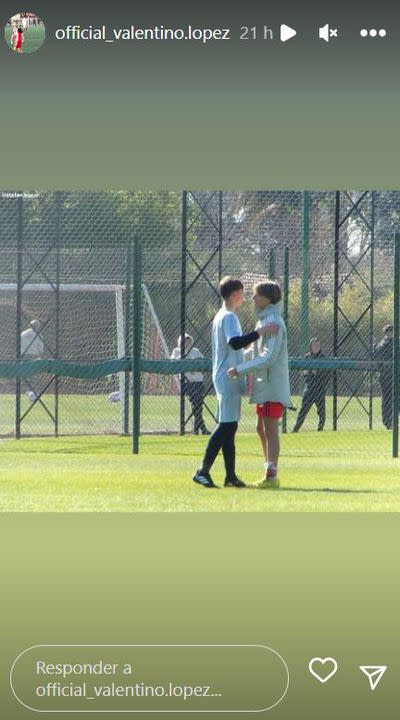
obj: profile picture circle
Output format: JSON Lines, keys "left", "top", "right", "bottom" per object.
{"left": 5, "top": 11, "right": 45, "bottom": 54}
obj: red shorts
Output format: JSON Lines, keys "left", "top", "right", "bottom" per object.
{"left": 256, "top": 402, "right": 285, "bottom": 419}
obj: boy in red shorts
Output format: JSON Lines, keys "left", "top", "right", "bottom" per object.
{"left": 228, "top": 281, "right": 292, "bottom": 488}
{"left": 13, "top": 27, "right": 25, "bottom": 53}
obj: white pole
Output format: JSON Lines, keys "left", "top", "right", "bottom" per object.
{"left": 115, "top": 288, "right": 125, "bottom": 433}
{"left": 142, "top": 283, "right": 180, "bottom": 393}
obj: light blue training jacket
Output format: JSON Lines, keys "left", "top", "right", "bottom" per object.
{"left": 236, "top": 301, "right": 293, "bottom": 407}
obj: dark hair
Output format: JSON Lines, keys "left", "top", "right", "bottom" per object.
{"left": 254, "top": 280, "right": 282, "bottom": 305}
{"left": 384, "top": 324, "right": 393, "bottom": 334}
{"left": 18, "top": 27, "right": 23, "bottom": 33}
{"left": 219, "top": 276, "right": 244, "bottom": 300}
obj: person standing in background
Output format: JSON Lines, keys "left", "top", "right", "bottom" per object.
{"left": 292, "top": 338, "right": 327, "bottom": 433}
{"left": 171, "top": 334, "right": 210, "bottom": 435}
{"left": 21, "top": 319, "right": 44, "bottom": 360}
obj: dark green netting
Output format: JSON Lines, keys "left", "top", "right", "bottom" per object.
{"left": 0, "top": 357, "right": 389, "bottom": 379}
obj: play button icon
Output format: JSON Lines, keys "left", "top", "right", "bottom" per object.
{"left": 280, "top": 24, "right": 297, "bottom": 42}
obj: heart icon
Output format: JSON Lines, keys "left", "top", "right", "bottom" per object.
{"left": 308, "top": 657, "right": 338, "bottom": 683}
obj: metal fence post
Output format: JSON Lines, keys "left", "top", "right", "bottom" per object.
{"left": 392, "top": 232, "right": 400, "bottom": 458}
{"left": 268, "top": 247, "right": 276, "bottom": 279}
{"left": 15, "top": 194, "right": 23, "bottom": 440}
{"left": 282, "top": 247, "right": 290, "bottom": 434}
{"left": 333, "top": 190, "right": 340, "bottom": 431}
{"left": 124, "top": 238, "right": 133, "bottom": 436}
{"left": 180, "top": 191, "right": 187, "bottom": 436}
{"left": 54, "top": 191, "right": 62, "bottom": 437}
{"left": 369, "top": 192, "right": 376, "bottom": 430}
{"left": 300, "top": 191, "right": 311, "bottom": 357}
{"left": 132, "top": 237, "right": 143, "bottom": 455}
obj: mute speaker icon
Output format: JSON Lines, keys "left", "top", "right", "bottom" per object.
{"left": 319, "top": 24, "right": 338, "bottom": 42}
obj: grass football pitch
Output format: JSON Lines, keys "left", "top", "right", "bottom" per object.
{"left": 1, "top": 424, "right": 399, "bottom": 512}
{"left": 0, "top": 391, "right": 392, "bottom": 436}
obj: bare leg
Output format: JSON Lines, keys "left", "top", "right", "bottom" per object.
{"left": 263, "top": 417, "right": 280, "bottom": 466}
{"left": 256, "top": 416, "right": 268, "bottom": 462}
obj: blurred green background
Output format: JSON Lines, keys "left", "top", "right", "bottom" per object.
{"left": 2, "top": 514, "right": 400, "bottom": 719}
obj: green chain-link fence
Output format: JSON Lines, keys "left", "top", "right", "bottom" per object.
{"left": 0, "top": 190, "right": 399, "bottom": 454}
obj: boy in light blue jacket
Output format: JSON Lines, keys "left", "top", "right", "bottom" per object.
{"left": 228, "top": 280, "right": 292, "bottom": 488}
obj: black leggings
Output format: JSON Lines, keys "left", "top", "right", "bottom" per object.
{"left": 201, "top": 422, "right": 238, "bottom": 481}
{"left": 186, "top": 381, "right": 207, "bottom": 433}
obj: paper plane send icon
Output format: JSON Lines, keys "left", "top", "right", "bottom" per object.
{"left": 359, "top": 666, "right": 387, "bottom": 691}
{"left": 280, "top": 24, "right": 297, "bottom": 42}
